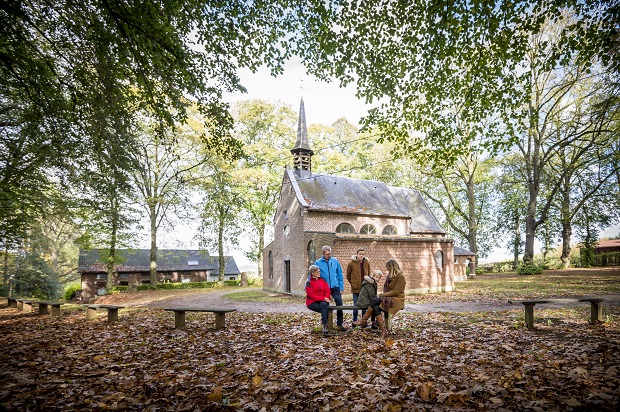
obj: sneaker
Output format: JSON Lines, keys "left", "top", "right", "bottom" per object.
{"left": 322, "top": 325, "right": 329, "bottom": 334}
{"left": 335, "top": 325, "right": 347, "bottom": 332}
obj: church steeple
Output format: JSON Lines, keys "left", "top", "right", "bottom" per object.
{"left": 290, "top": 97, "right": 313, "bottom": 177}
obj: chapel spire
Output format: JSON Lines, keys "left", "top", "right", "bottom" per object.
{"left": 290, "top": 97, "right": 313, "bottom": 177}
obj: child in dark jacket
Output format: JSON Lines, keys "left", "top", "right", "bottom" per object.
{"left": 305, "top": 265, "right": 331, "bottom": 333}
{"left": 355, "top": 270, "right": 383, "bottom": 327}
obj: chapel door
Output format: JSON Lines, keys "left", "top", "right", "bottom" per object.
{"left": 284, "top": 260, "right": 291, "bottom": 293}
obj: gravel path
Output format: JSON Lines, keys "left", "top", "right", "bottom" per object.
{"left": 136, "top": 287, "right": 620, "bottom": 313}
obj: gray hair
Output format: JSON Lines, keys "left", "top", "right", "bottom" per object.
{"left": 309, "top": 265, "right": 320, "bottom": 273}
{"left": 321, "top": 245, "right": 332, "bottom": 253}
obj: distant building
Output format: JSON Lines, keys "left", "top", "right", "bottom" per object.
{"left": 78, "top": 249, "right": 241, "bottom": 299}
{"left": 454, "top": 246, "right": 477, "bottom": 281}
{"left": 262, "top": 98, "right": 474, "bottom": 296}
{"left": 593, "top": 239, "right": 620, "bottom": 266}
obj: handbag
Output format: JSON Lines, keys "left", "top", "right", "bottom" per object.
{"left": 381, "top": 297, "right": 394, "bottom": 308}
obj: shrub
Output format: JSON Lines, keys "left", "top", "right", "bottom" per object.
{"left": 137, "top": 282, "right": 218, "bottom": 291}
{"left": 64, "top": 283, "right": 82, "bottom": 301}
{"left": 516, "top": 264, "right": 544, "bottom": 275}
{"left": 474, "top": 267, "right": 487, "bottom": 275}
{"left": 224, "top": 280, "right": 241, "bottom": 286}
{"left": 109, "top": 286, "right": 128, "bottom": 294}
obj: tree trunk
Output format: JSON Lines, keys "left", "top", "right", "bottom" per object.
{"left": 106, "top": 199, "right": 118, "bottom": 291}
{"left": 3, "top": 241, "right": 8, "bottom": 287}
{"left": 149, "top": 203, "right": 157, "bottom": 285}
{"left": 560, "top": 178, "right": 572, "bottom": 268}
{"left": 465, "top": 167, "right": 478, "bottom": 274}
{"left": 513, "top": 214, "right": 521, "bottom": 270}
{"left": 257, "top": 224, "right": 265, "bottom": 280}
{"left": 218, "top": 209, "right": 225, "bottom": 284}
{"left": 523, "top": 197, "right": 538, "bottom": 266}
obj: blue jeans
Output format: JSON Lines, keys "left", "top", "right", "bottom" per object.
{"left": 307, "top": 301, "right": 329, "bottom": 325}
{"left": 331, "top": 288, "right": 343, "bottom": 326}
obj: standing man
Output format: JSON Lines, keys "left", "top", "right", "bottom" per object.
{"left": 346, "top": 248, "right": 371, "bottom": 323}
{"left": 315, "top": 245, "right": 346, "bottom": 331}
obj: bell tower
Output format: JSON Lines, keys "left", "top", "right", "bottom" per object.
{"left": 290, "top": 98, "right": 313, "bottom": 178}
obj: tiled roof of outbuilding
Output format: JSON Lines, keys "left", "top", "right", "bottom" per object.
{"left": 287, "top": 168, "right": 445, "bottom": 234}
{"left": 78, "top": 249, "right": 241, "bottom": 274}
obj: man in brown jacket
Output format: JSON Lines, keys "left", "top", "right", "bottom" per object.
{"left": 346, "top": 248, "right": 371, "bottom": 323}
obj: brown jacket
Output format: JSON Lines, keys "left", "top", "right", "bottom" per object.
{"left": 346, "top": 255, "right": 371, "bottom": 294}
{"left": 379, "top": 272, "right": 406, "bottom": 315}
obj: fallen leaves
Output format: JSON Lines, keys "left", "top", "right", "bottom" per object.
{"left": 0, "top": 305, "right": 619, "bottom": 411}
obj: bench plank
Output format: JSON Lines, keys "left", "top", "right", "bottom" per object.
{"left": 164, "top": 308, "right": 237, "bottom": 329}
{"left": 326, "top": 305, "right": 391, "bottom": 333}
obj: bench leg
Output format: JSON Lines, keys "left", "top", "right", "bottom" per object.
{"left": 38, "top": 305, "right": 50, "bottom": 315}
{"left": 9, "top": 300, "right": 17, "bottom": 308}
{"left": 524, "top": 304, "right": 535, "bottom": 329}
{"left": 174, "top": 311, "right": 186, "bottom": 329}
{"left": 327, "top": 310, "right": 334, "bottom": 332}
{"left": 385, "top": 313, "right": 390, "bottom": 333}
{"left": 107, "top": 309, "right": 119, "bottom": 322}
{"left": 51, "top": 306, "right": 61, "bottom": 317}
{"left": 17, "top": 301, "right": 23, "bottom": 311}
{"left": 23, "top": 302, "right": 32, "bottom": 313}
{"left": 590, "top": 301, "right": 603, "bottom": 323}
{"left": 86, "top": 307, "right": 98, "bottom": 320}
{"left": 214, "top": 313, "right": 226, "bottom": 329}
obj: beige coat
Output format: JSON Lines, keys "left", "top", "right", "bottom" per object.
{"left": 346, "top": 255, "right": 371, "bottom": 294}
{"left": 379, "top": 272, "right": 406, "bottom": 315}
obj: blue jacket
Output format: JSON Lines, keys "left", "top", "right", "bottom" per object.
{"left": 315, "top": 256, "right": 344, "bottom": 291}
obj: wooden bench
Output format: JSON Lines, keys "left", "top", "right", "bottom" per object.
{"left": 82, "top": 304, "right": 125, "bottom": 322}
{"left": 34, "top": 301, "right": 64, "bottom": 316}
{"left": 164, "top": 308, "right": 237, "bottom": 329}
{"left": 327, "top": 305, "right": 391, "bottom": 333}
{"left": 508, "top": 297, "right": 606, "bottom": 329}
{"left": 17, "top": 299, "right": 34, "bottom": 313}
{"left": 7, "top": 297, "right": 18, "bottom": 308}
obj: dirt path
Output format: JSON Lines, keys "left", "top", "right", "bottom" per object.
{"left": 107, "top": 287, "right": 620, "bottom": 314}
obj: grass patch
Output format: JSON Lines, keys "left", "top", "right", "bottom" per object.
{"left": 224, "top": 290, "right": 302, "bottom": 303}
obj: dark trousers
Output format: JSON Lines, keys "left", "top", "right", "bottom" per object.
{"left": 369, "top": 297, "right": 386, "bottom": 317}
{"left": 307, "top": 301, "right": 329, "bottom": 325}
{"left": 331, "top": 287, "right": 343, "bottom": 326}
{"left": 352, "top": 293, "right": 360, "bottom": 321}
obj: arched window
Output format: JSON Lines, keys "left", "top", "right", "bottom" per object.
{"left": 360, "top": 224, "right": 377, "bottom": 235}
{"left": 335, "top": 223, "right": 355, "bottom": 234}
{"left": 382, "top": 225, "right": 397, "bottom": 235}
{"left": 435, "top": 250, "right": 444, "bottom": 269}
{"left": 268, "top": 251, "right": 274, "bottom": 279}
{"left": 307, "top": 241, "right": 316, "bottom": 267}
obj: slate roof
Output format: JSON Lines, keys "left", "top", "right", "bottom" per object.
{"left": 453, "top": 246, "right": 476, "bottom": 256}
{"left": 78, "top": 249, "right": 241, "bottom": 274}
{"left": 287, "top": 168, "right": 445, "bottom": 234}
{"left": 291, "top": 98, "right": 313, "bottom": 154}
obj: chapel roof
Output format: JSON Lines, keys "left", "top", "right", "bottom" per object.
{"left": 286, "top": 168, "right": 445, "bottom": 234}
{"left": 453, "top": 245, "right": 476, "bottom": 256}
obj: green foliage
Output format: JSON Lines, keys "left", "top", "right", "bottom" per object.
{"left": 13, "top": 252, "right": 62, "bottom": 300}
{"left": 224, "top": 280, "right": 241, "bottom": 287}
{"left": 108, "top": 286, "right": 129, "bottom": 294}
{"left": 64, "top": 283, "right": 82, "bottom": 302}
{"left": 474, "top": 267, "right": 487, "bottom": 276}
{"left": 516, "top": 264, "right": 544, "bottom": 276}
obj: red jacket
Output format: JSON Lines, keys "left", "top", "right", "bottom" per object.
{"left": 305, "top": 277, "right": 331, "bottom": 306}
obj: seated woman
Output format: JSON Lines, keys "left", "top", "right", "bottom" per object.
{"left": 305, "top": 264, "right": 331, "bottom": 334}
{"left": 352, "top": 259, "right": 406, "bottom": 338}
{"left": 355, "top": 269, "right": 383, "bottom": 327}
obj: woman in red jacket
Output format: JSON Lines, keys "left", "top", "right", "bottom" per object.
{"left": 305, "top": 264, "right": 331, "bottom": 334}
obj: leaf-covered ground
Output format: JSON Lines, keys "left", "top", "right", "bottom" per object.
{"left": 1, "top": 303, "right": 619, "bottom": 411}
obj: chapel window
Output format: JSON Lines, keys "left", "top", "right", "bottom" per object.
{"left": 435, "top": 250, "right": 444, "bottom": 269}
{"left": 268, "top": 251, "right": 274, "bottom": 279}
{"left": 382, "top": 225, "right": 397, "bottom": 235}
{"left": 307, "top": 241, "right": 316, "bottom": 267}
{"left": 335, "top": 223, "right": 355, "bottom": 234}
{"left": 360, "top": 224, "right": 377, "bottom": 235}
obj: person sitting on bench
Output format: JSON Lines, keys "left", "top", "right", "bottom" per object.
{"left": 305, "top": 265, "right": 331, "bottom": 334}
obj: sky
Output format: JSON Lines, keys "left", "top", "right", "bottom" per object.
{"left": 154, "top": 57, "right": 619, "bottom": 271}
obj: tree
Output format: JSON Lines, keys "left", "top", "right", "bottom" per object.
{"left": 130, "top": 117, "right": 203, "bottom": 286}
{"left": 296, "top": 1, "right": 617, "bottom": 163}
{"left": 196, "top": 157, "right": 242, "bottom": 283}
{"left": 0, "top": 0, "right": 307, "bottom": 246}
{"left": 232, "top": 100, "right": 297, "bottom": 277}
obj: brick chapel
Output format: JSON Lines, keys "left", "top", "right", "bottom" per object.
{"left": 262, "top": 99, "right": 473, "bottom": 297}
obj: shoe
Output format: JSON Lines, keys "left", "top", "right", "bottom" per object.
{"left": 335, "top": 325, "right": 347, "bottom": 332}
{"left": 322, "top": 324, "right": 329, "bottom": 334}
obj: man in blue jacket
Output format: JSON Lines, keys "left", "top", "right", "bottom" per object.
{"left": 315, "top": 245, "right": 346, "bottom": 331}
